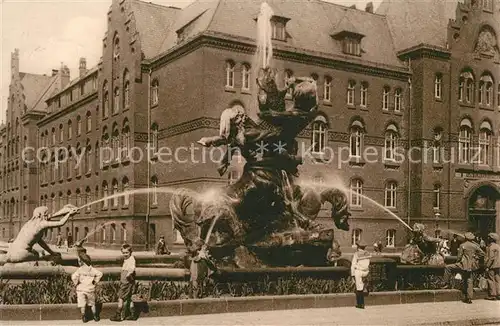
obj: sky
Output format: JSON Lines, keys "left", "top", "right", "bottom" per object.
{"left": 0, "top": 0, "right": 382, "bottom": 122}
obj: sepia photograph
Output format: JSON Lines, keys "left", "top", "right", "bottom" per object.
{"left": 0, "top": 0, "right": 499, "bottom": 324}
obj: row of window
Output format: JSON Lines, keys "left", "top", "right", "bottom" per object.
{"left": 50, "top": 76, "right": 98, "bottom": 111}
{"left": 102, "top": 70, "right": 132, "bottom": 119}
{"left": 345, "top": 178, "right": 443, "bottom": 211}
{"left": 40, "top": 112, "right": 95, "bottom": 147}
{"left": 225, "top": 62, "right": 405, "bottom": 111}
{"left": 311, "top": 118, "right": 401, "bottom": 161}
{"left": 351, "top": 229, "right": 396, "bottom": 248}
{"left": 434, "top": 71, "right": 500, "bottom": 108}
{"left": 458, "top": 118, "right": 497, "bottom": 165}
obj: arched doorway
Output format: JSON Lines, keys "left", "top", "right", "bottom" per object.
{"left": 468, "top": 185, "right": 499, "bottom": 238}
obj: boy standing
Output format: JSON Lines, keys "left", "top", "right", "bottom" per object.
{"left": 351, "top": 241, "right": 371, "bottom": 309}
{"left": 71, "top": 253, "right": 103, "bottom": 323}
{"left": 111, "top": 243, "right": 136, "bottom": 322}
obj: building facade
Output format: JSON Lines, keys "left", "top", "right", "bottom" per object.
{"left": 0, "top": 0, "right": 498, "bottom": 251}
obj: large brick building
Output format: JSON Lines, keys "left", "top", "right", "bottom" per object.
{"left": 0, "top": 0, "right": 498, "bottom": 251}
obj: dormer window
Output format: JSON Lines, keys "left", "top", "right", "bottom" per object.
{"left": 331, "top": 20, "right": 364, "bottom": 57}
{"left": 343, "top": 37, "right": 361, "bottom": 56}
{"left": 272, "top": 20, "right": 286, "bottom": 40}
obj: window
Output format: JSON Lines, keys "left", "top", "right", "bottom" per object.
{"left": 384, "top": 125, "right": 399, "bottom": 161}
{"left": 225, "top": 61, "right": 234, "bottom": 88}
{"left": 101, "top": 224, "right": 106, "bottom": 242}
{"left": 360, "top": 82, "right": 368, "bottom": 107}
{"left": 382, "top": 87, "right": 390, "bottom": 110}
{"left": 385, "top": 181, "right": 397, "bottom": 208}
{"left": 122, "top": 177, "right": 129, "bottom": 207}
{"left": 151, "top": 123, "right": 158, "bottom": 153}
{"left": 151, "top": 176, "right": 158, "bottom": 205}
{"left": 86, "top": 112, "right": 92, "bottom": 132}
{"left": 103, "top": 81, "right": 109, "bottom": 118}
{"left": 350, "top": 179, "right": 363, "bottom": 207}
{"left": 480, "top": 75, "right": 494, "bottom": 106}
{"left": 497, "top": 84, "right": 500, "bottom": 108}
{"left": 482, "top": 0, "right": 492, "bottom": 10}
{"left": 435, "top": 74, "right": 442, "bottom": 99}
{"left": 343, "top": 37, "right": 361, "bottom": 56}
{"left": 113, "top": 87, "right": 120, "bottom": 114}
{"left": 85, "top": 140, "right": 92, "bottom": 173}
{"left": 242, "top": 64, "right": 250, "bottom": 90}
{"left": 459, "top": 71, "right": 475, "bottom": 103}
{"left": 311, "top": 119, "right": 327, "bottom": 154}
{"left": 113, "top": 36, "right": 120, "bottom": 59}
{"left": 121, "top": 223, "right": 127, "bottom": 242}
{"left": 350, "top": 121, "right": 364, "bottom": 158}
{"left": 479, "top": 122, "right": 492, "bottom": 165}
{"left": 394, "top": 88, "right": 402, "bottom": 112}
{"left": 386, "top": 229, "right": 396, "bottom": 248}
{"left": 351, "top": 228, "right": 362, "bottom": 247}
{"left": 228, "top": 170, "right": 240, "bottom": 185}
{"left": 112, "top": 179, "right": 119, "bottom": 207}
{"left": 76, "top": 116, "right": 81, "bottom": 136}
{"left": 112, "top": 124, "right": 120, "bottom": 161}
{"left": 347, "top": 80, "right": 355, "bottom": 105}
{"left": 432, "top": 129, "right": 442, "bottom": 164}
{"left": 285, "top": 70, "right": 294, "bottom": 97}
{"left": 433, "top": 184, "right": 441, "bottom": 210}
{"left": 459, "top": 119, "right": 472, "bottom": 164}
{"left": 151, "top": 79, "right": 159, "bottom": 106}
{"left": 86, "top": 187, "right": 91, "bottom": 212}
{"left": 271, "top": 20, "right": 286, "bottom": 40}
{"left": 59, "top": 124, "right": 64, "bottom": 143}
{"left": 68, "top": 121, "right": 72, "bottom": 140}
{"left": 324, "top": 76, "right": 332, "bottom": 102}
{"left": 102, "top": 182, "right": 108, "bottom": 209}
{"left": 122, "top": 119, "right": 130, "bottom": 159}
{"left": 124, "top": 70, "right": 130, "bottom": 108}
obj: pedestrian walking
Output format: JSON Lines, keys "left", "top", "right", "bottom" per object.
{"left": 442, "top": 232, "right": 485, "bottom": 303}
{"left": 56, "top": 233, "right": 63, "bottom": 248}
{"left": 485, "top": 233, "right": 500, "bottom": 300}
{"left": 351, "top": 241, "right": 371, "bottom": 309}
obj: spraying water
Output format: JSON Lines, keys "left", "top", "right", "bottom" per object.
{"left": 256, "top": 2, "right": 274, "bottom": 69}
{"left": 298, "top": 179, "right": 414, "bottom": 231}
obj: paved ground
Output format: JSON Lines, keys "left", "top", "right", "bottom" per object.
{"left": 5, "top": 301, "right": 500, "bottom": 325}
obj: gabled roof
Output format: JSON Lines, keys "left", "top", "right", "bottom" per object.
{"left": 331, "top": 13, "right": 365, "bottom": 38}
{"left": 376, "top": 0, "right": 458, "bottom": 52}
{"left": 19, "top": 73, "right": 58, "bottom": 112}
{"left": 129, "top": 0, "right": 181, "bottom": 59}
{"left": 156, "top": 0, "right": 221, "bottom": 57}
{"left": 204, "top": 0, "right": 402, "bottom": 67}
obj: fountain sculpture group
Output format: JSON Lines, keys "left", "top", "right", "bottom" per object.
{"left": 0, "top": 3, "right": 454, "bottom": 274}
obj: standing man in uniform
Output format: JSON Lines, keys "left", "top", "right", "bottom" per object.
{"left": 442, "top": 232, "right": 484, "bottom": 303}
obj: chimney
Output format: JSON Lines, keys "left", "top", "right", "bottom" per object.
{"left": 365, "top": 2, "right": 374, "bottom": 13}
{"left": 11, "top": 48, "right": 19, "bottom": 77}
{"left": 52, "top": 69, "right": 59, "bottom": 77}
{"left": 60, "top": 63, "right": 71, "bottom": 88}
{"left": 79, "top": 57, "right": 87, "bottom": 77}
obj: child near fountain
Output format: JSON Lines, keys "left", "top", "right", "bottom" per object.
{"left": 351, "top": 241, "right": 371, "bottom": 309}
{"left": 110, "top": 243, "right": 136, "bottom": 322}
{"left": 71, "top": 252, "right": 103, "bottom": 323}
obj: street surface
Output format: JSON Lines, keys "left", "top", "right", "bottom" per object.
{"left": 5, "top": 300, "right": 500, "bottom": 325}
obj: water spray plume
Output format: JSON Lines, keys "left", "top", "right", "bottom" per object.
{"left": 298, "top": 179, "right": 413, "bottom": 231}
{"left": 256, "top": 2, "right": 274, "bottom": 69}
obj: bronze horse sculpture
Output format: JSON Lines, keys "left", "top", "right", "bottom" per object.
{"left": 170, "top": 68, "right": 350, "bottom": 268}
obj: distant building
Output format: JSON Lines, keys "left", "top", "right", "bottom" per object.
{"left": 0, "top": 0, "right": 498, "bottom": 251}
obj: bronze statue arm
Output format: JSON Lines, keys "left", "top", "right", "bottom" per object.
{"left": 45, "top": 209, "right": 78, "bottom": 228}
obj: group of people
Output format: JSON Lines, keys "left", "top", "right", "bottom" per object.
{"left": 442, "top": 232, "right": 500, "bottom": 303}
{"left": 72, "top": 243, "right": 137, "bottom": 323}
